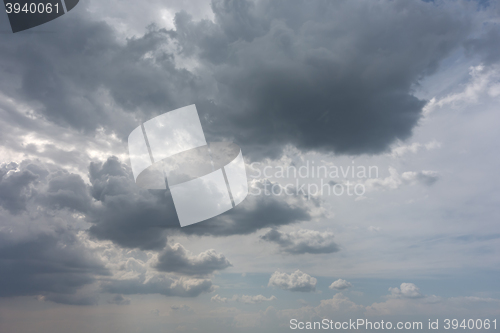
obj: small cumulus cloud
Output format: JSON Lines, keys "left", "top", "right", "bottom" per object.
{"left": 268, "top": 270, "right": 317, "bottom": 292}
{"left": 329, "top": 279, "right": 353, "bottom": 290}
{"left": 155, "top": 243, "right": 232, "bottom": 276}
{"left": 389, "top": 283, "right": 424, "bottom": 299}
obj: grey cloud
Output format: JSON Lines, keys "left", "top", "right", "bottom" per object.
{"left": 268, "top": 270, "right": 317, "bottom": 292}
{"left": 0, "top": 229, "right": 109, "bottom": 300}
{"left": 86, "top": 157, "right": 314, "bottom": 248}
{"left": 464, "top": 0, "right": 500, "bottom": 67}
{"left": 0, "top": 4, "right": 207, "bottom": 139}
{"left": 416, "top": 171, "right": 439, "bottom": 186}
{"left": 180, "top": 0, "right": 474, "bottom": 159}
{"left": 87, "top": 157, "right": 174, "bottom": 250}
{"left": 25, "top": 143, "right": 87, "bottom": 168}
{"left": 261, "top": 229, "right": 339, "bottom": 254}
{"left": 329, "top": 279, "right": 353, "bottom": 291}
{"left": 37, "top": 172, "right": 93, "bottom": 213}
{"left": 0, "top": 162, "right": 38, "bottom": 214}
{"left": 466, "top": 29, "right": 500, "bottom": 66}
{"left": 0, "top": 0, "right": 487, "bottom": 161}
{"left": 0, "top": 160, "right": 93, "bottom": 215}
{"left": 102, "top": 276, "right": 214, "bottom": 297}
{"left": 155, "top": 243, "right": 232, "bottom": 276}
{"left": 0, "top": 161, "right": 111, "bottom": 305}
{"left": 0, "top": 157, "right": 316, "bottom": 251}
{"left": 180, "top": 193, "right": 313, "bottom": 236}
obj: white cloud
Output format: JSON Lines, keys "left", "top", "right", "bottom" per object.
{"left": 211, "top": 294, "right": 228, "bottom": 303}
{"left": 389, "top": 283, "right": 424, "bottom": 299}
{"left": 155, "top": 243, "right": 232, "bottom": 276}
{"left": 364, "top": 167, "right": 439, "bottom": 192}
{"left": 390, "top": 142, "right": 422, "bottom": 158}
{"left": 268, "top": 270, "right": 317, "bottom": 292}
{"left": 389, "top": 141, "right": 441, "bottom": 158}
{"left": 401, "top": 170, "right": 439, "bottom": 186}
{"left": 329, "top": 279, "right": 353, "bottom": 290}
{"left": 424, "top": 64, "right": 500, "bottom": 115}
{"left": 364, "top": 167, "right": 402, "bottom": 191}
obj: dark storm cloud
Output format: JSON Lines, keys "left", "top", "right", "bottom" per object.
{"left": 0, "top": 162, "right": 115, "bottom": 305}
{"left": 175, "top": 0, "right": 474, "bottom": 158}
{"left": 0, "top": 159, "right": 222, "bottom": 301}
{"left": 0, "top": 229, "right": 109, "bottom": 299}
{"left": 0, "top": 0, "right": 495, "bottom": 257}
{"left": 179, "top": 193, "right": 313, "bottom": 237}
{"left": 86, "top": 157, "right": 314, "bottom": 248}
{"left": 0, "top": 160, "right": 94, "bottom": 215}
{"left": 261, "top": 229, "right": 340, "bottom": 254}
{"left": 86, "top": 156, "right": 175, "bottom": 250}
{"left": 0, "top": 1, "right": 206, "bottom": 138}
{"left": 1, "top": 157, "right": 314, "bottom": 250}
{"left": 38, "top": 172, "right": 93, "bottom": 212}
{"left": 0, "top": 160, "right": 234, "bottom": 302}
{"left": 0, "top": 0, "right": 487, "bottom": 161}
{"left": 155, "top": 243, "right": 232, "bottom": 276}
{"left": 0, "top": 162, "right": 38, "bottom": 214}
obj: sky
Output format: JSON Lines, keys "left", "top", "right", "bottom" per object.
{"left": 0, "top": 0, "right": 499, "bottom": 332}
